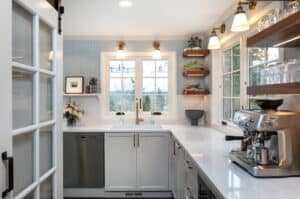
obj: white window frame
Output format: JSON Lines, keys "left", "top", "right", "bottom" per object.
{"left": 101, "top": 52, "right": 177, "bottom": 121}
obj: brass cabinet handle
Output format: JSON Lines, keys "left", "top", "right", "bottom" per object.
{"left": 137, "top": 134, "right": 140, "bottom": 147}
{"left": 133, "top": 134, "right": 136, "bottom": 147}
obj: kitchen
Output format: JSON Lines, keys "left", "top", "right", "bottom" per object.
{"left": 1, "top": 0, "right": 300, "bottom": 199}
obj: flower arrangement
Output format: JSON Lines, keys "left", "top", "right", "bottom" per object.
{"left": 63, "top": 102, "right": 84, "bottom": 127}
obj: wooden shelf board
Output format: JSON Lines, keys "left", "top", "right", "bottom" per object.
{"left": 183, "top": 71, "right": 209, "bottom": 77}
{"left": 63, "top": 93, "right": 100, "bottom": 97}
{"left": 183, "top": 49, "right": 210, "bottom": 58}
{"left": 183, "top": 90, "right": 210, "bottom": 95}
{"left": 247, "top": 11, "right": 300, "bottom": 47}
{"left": 247, "top": 82, "right": 300, "bottom": 95}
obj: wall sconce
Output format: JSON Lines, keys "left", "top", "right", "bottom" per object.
{"left": 208, "top": 24, "right": 226, "bottom": 50}
{"left": 231, "top": 1, "right": 256, "bottom": 32}
{"left": 152, "top": 41, "right": 161, "bottom": 59}
{"left": 116, "top": 41, "right": 126, "bottom": 59}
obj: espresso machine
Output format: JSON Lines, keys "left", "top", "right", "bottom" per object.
{"left": 227, "top": 109, "right": 300, "bottom": 177}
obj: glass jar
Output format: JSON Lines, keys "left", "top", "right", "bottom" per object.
{"left": 268, "top": 9, "right": 279, "bottom": 25}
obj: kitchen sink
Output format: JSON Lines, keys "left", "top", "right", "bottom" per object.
{"left": 111, "top": 124, "right": 162, "bottom": 131}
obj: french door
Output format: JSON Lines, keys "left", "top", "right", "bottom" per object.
{"left": 0, "top": 1, "right": 60, "bottom": 199}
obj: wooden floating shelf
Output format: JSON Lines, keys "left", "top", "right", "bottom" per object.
{"left": 183, "top": 69, "right": 209, "bottom": 77}
{"left": 183, "top": 49, "right": 210, "bottom": 57}
{"left": 183, "top": 90, "right": 210, "bottom": 95}
{"left": 247, "top": 82, "right": 300, "bottom": 95}
{"left": 247, "top": 11, "right": 300, "bottom": 47}
{"left": 63, "top": 93, "right": 100, "bottom": 97}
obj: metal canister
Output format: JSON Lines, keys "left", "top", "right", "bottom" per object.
{"left": 260, "top": 148, "right": 269, "bottom": 165}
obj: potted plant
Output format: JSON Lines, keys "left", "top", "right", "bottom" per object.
{"left": 63, "top": 102, "right": 84, "bottom": 127}
{"left": 89, "top": 77, "right": 97, "bottom": 93}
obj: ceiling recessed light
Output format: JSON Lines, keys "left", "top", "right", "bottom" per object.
{"left": 119, "top": 0, "right": 133, "bottom": 8}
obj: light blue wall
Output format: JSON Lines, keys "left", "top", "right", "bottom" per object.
{"left": 63, "top": 39, "right": 210, "bottom": 94}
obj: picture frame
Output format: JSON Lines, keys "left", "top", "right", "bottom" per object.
{"left": 65, "top": 76, "right": 84, "bottom": 94}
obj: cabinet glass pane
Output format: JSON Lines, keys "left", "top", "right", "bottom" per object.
{"left": 40, "top": 126, "right": 53, "bottom": 176}
{"left": 13, "top": 71, "right": 34, "bottom": 129}
{"left": 13, "top": 132, "right": 34, "bottom": 196}
{"left": 39, "top": 21, "right": 53, "bottom": 71}
{"left": 40, "top": 176, "right": 53, "bottom": 199}
{"left": 40, "top": 75, "right": 53, "bottom": 122}
{"left": 12, "top": 2, "right": 33, "bottom": 65}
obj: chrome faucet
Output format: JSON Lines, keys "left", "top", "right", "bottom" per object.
{"left": 136, "top": 98, "right": 144, "bottom": 125}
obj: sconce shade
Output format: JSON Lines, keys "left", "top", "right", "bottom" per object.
{"left": 231, "top": 11, "right": 249, "bottom": 32}
{"left": 208, "top": 35, "right": 221, "bottom": 50}
{"left": 152, "top": 41, "right": 161, "bottom": 59}
{"left": 116, "top": 41, "right": 126, "bottom": 59}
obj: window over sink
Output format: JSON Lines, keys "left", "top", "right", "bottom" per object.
{"left": 101, "top": 52, "right": 177, "bottom": 119}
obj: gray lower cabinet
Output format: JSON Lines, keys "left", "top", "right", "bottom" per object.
{"left": 63, "top": 133, "right": 105, "bottom": 188}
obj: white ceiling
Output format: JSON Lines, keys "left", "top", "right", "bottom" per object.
{"left": 63, "top": 0, "right": 236, "bottom": 37}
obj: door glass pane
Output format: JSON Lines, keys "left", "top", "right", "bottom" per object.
{"left": 40, "top": 75, "right": 53, "bottom": 122}
{"left": 12, "top": 2, "right": 33, "bottom": 65}
{"left": 232, "top": 99, "right": 240, "bottom": 120}
{"left": 232, "top": 72, "right": 240, "bottom": 96}
{"left": 39, "top": 21, "right": 53, "bottom": 71}
{"left": 232, "top": 45, "right": 240, "bottom": 71}
{"left": 40, "top": 126, "right": 53, "bottom": 176}
{"left": 223, "top": 99, "right": 231, "bottom": 121}
{"left": 223, "top": 74, "right": 231, "bottom": 97}
{"left": 40, "top": 176, "right": 53, "bottom": 199}
{"left": 13, "top": 70, "right": 34, "bottom": 129}
{"left": 13, "top": 132, "right": 34, "bottom": 196}
{"left": 223, "top": 50, "right": 231, "bottom": 73}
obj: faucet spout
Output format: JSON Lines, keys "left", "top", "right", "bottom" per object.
{"left": 136, "top": 99, "right": 144, "bottom": 125}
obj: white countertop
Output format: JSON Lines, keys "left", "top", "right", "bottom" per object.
{"left": 63, "top": 124, "right": 300, "bottom": 199}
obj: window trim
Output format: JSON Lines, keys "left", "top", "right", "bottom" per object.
{"left": 100, "top": 52, "right": 177, "bottom": 121}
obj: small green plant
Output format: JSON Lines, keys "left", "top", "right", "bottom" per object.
{"left": 188, "top": 36, "right": 202, "bottom": 48}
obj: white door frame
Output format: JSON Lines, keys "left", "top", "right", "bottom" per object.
{"left": 0, "top": 0, "right": 13, "bottom": 198}
{"left": 1, "top": 1, "right": 62, "bottom": 198}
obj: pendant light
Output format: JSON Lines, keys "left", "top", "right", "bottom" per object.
{"left": 152, "top": 41, "right": 161, "bottom": 59}
{"left": 208, "top": 24, "right": 226, "bottom": 50}
{"left": 116, "top": 41, "right": 126, "bottom": 59}
{"left": 231, "top": 1, "right": 256, "bottom": 32}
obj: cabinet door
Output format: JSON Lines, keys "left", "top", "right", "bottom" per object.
{"left": 137, "top": 133, "right": 169, "bottom": 190}
{"left": 175, "top": 143, "right": 185, "bottom": 199}
{"left": 105, "top": 133, "right": 137, "bottom": 190}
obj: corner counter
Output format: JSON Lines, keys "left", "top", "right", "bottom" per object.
{"left": 63, "top": 124, "right": 300, "bottom": 199}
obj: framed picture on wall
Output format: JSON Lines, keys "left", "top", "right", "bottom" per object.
{"left": 65, "top": 76, "right": 84, "bottom": 94}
